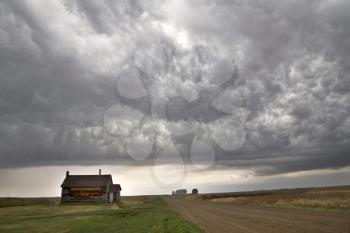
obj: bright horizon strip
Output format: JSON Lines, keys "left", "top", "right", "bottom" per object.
{"left": 0, "top": 165, "right": 349, "bottom": 197}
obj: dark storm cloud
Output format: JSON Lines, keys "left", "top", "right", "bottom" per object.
{"left": 0, "top": 0, "right": 350, "bottom": 177}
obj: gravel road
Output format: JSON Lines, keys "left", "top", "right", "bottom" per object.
{"left": 164, "top": 197, "right": 350, "bottom": 233}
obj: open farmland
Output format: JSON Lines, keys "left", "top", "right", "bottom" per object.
{"left": 0, "top": 197, "right": 60, "bottom": 208}
{"left": 1, "top": 186, "right": 349, "bottom": 233}
{"left": 164, "top": 185, "right": 350, "bottom": 233}
{"left": 195, "top": 185, "right": 350, "bottom": 211}
{"left": 0, "top": 196, "right": 204, "bottom": 233}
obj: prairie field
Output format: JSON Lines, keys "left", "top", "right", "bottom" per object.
{"left": 198, "top": 185, "right": 350, "bottom": 211}
{"left": 0, "top": 196, "right": 204, "bottom": 233}
{"left": 0, "top": 197, "right": 60, "bottom": 208}
{"left": 1, "top": 186, "right": 349, "bottom": 233}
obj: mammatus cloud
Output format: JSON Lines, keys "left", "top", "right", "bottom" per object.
{"left": 0, "top": 0, "right": 350, "bottom": 184}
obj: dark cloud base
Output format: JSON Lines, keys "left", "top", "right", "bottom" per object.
{"left": 0, "top": 0, "right": 350, "bottom": 177}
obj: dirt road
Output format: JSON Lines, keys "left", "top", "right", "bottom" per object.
{"left": 164, "top": 197, "right": 350, "bottom": 233}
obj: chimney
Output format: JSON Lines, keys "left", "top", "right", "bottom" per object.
{"left": 99, "top": 169, "right": 101, "bottom": 176}
{"left": 66, "top": 171, "right": 69, "bottom": 177}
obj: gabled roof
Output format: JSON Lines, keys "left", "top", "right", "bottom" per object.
{"left": 110, "top": 184, "right": 122, "bottom": 192}
{"left": 61, "top": 175, "right": 112, "bottom": 188}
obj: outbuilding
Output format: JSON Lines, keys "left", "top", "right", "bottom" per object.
{"left": 174, "top": 189, "right": 187, "bottom": 195}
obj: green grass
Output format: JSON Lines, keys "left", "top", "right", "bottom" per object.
{"left": 0, "top": 197, "right": 60, "bottom": 208}
{"left": 0, "top": 196, "right": 204, "bottom": 233}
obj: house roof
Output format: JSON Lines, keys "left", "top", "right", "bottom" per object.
{"left": 61, "top": 175, "right": 113, "bottom": 188}
{"left": 110, "top": 184, "right": 122, "bottom": 192}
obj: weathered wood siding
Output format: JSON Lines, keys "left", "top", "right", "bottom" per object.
{"left": 114, "top": 192, "right": 121, "bottom": 202}
{"left": 61, "top": 187, "right": 108, "bottom": 203}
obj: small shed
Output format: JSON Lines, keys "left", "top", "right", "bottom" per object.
{"left": 109, "top": 184, "right": 122, "bottom": 202}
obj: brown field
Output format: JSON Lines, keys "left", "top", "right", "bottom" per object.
{"left": 186, "top": 185, "right": 350, "bottom": 210}
{"left": 165, "top": 185, "right": 350, "bottom": 233}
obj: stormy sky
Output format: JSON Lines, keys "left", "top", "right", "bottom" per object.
{"left": 0, "top": 0, "right": 350, "bottom": 196}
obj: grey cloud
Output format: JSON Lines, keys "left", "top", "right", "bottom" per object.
{"left": 0, "top": 0, "right": 350, "bottom": 178}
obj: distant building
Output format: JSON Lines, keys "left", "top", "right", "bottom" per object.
{"left": 60, "top": 169, "right": 121, "bottom": 203}
{"left": 174, "top": 189, "right": 187, "bottom": 195}
{"left": 192, "top": 188, "right": 198, "bottom": 194}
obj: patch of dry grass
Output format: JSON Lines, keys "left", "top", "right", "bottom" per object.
{"left": 208, "top": 186, "right": 350, "bottom": 211}
{"left": 211, "top": 197, "right": 249, "bottom": 203}
{"left": 273, "top": 198, "right": 350, "bottom": 209}
{"left": 181, "top": 194, "right": 200, "bottom": 201}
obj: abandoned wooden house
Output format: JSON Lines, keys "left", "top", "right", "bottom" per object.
{"left": 60, "top": 169, "right": 121, "bottom": 203}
